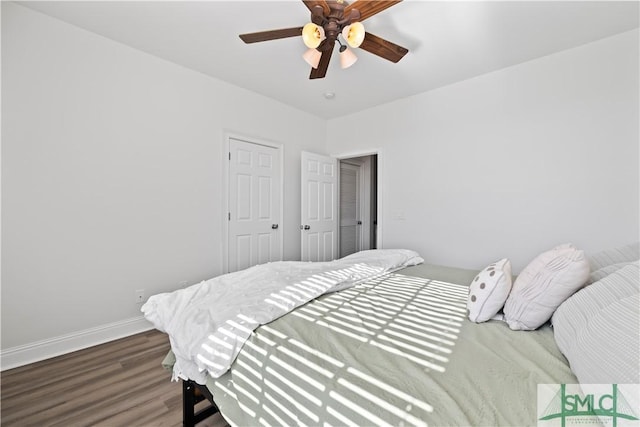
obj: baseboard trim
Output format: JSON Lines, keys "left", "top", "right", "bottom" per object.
{"left": 0, "top": 316, "right": 154, "bottom": 371}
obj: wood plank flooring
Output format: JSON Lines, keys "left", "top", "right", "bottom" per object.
{"left": 1, "top": 330, "right": 229, "bottom": 427}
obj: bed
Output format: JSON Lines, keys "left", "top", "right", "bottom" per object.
{"left": 143, "top": 245, "right": 640, "bottom": 426}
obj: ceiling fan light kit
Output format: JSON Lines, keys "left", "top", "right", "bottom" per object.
{"left": 303, "top": 47, "right": 323, "bottom": 68}
{"left": 339, "top": 45, "right": 358, "bottom": 69}
{"left": 302, "top": 22, "right": 326, "bottom": 49}
{"left": 239, "top": 0, "right": 408, "bottom": 79}
{"left": 342, "top": 22, "right": 365, "bottom": 48}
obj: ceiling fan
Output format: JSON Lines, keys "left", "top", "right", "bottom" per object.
{"left": 239, "top": 0, "right": 408, "bottom": 79}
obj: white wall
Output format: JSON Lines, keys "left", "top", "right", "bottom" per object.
{"left": 1, "top": 3, "right": 326, "bottom": 358}
{"left": 328, "top": 29, "right": 639, "bottom": 273}
{"left": 2, "top": 2, "right": 638, "bottom": 367}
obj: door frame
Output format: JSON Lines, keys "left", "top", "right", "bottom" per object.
{"left": 335, "top": 149, "right": 383, "bottom": 250}
{"left": 222, "top": 132, "right": 284, "bottom": 273}
{"left": 339, "top": 160, "right": 363, "bottom": 257}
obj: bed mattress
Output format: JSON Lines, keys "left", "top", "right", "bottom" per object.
{"left": 167, "top": 263, "right": 577, "bottom": 426}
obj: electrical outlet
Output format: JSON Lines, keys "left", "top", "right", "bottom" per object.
{"left": 135, "top": 289, "right": 145, "bottom": 304}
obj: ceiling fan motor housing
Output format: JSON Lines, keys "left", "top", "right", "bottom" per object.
{"left": 316, "top": 1, "right": 360, "bottom": 51}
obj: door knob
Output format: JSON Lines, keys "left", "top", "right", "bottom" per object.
{"left": 271, "top": 224, "right": 279, "bottom": 229}
{"left": 303, "top": 225, "right": 310, "bottom": 230}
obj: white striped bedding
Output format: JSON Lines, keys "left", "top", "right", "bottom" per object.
{"left": 587, "top": 242, "right": 639, "bottom": 271}
{"left": 552, "top": 261, "right": 639, "bottom": 384}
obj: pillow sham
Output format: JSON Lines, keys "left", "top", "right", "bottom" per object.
{"left": 585, "top": 261, "right": 636, "bottom": 285}
{"left": 552, "top": 262, "right": 639, "bottom": 384}
{"left": 503, "top": 243, "right": 589, "bottom": 330}
{"left": 467, "top": 258, "right": 512, "bottom": 323}
{"left": 587, "top": 242, "right": 639, "bottom": 271}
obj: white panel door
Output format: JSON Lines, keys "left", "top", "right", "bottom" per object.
{"left": 229, "top": 138, "right": 281, "bottom": 272}
{"left": 301, "top": 151, "right": 338, "bottom": 262}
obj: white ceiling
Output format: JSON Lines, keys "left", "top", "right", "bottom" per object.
{"left": 18, "top": 1, "right": 639, "bottom": 119}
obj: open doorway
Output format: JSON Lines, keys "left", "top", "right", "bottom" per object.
{"left": 339, "top": 154, "right": 378, "bottom": 258}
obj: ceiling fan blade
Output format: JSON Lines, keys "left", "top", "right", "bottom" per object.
{"left": 309, "top": 47, "right": 332, "bottom": 79}
{"left": 239, "top": 27, "right": 303, "bottom": 44}
{"left": 344, "top": 0, "right": 402, "bottom": 21}
{"left": 302, "top": 0, "right": 330, "bottom": 16}
{"left": 359, "top": 32, "right": 408, "bottom": 63}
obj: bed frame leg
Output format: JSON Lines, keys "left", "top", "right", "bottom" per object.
{"left": 182, "top": 379, "right": 220, "bottom": 427}
{"left": 183, "top": 380, "right": 197, "bottom": 427}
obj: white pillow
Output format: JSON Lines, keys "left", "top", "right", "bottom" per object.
{"left": 587, "top": 242, "right": 639, "bottom": 271}
{"left": 467, "top": 258, "right": 512, "bottom": 323}
{"left": 552, "top": 262, "right": 639, "bottom": 384}
{"left": 503, "top": 244, "right": 590, "bottom": 330}
{"left": 586, "top": 261, "right": 635, "bottom": 285}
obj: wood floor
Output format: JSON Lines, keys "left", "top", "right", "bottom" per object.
{"left": 1, "top": 330, "right": 229, "bottom": 427}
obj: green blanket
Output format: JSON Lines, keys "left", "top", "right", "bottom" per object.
{"left": 165, "top": 265, "right": 577, "bottom": 426}
{"left": 176, "top": 264, "right": 577, "bottom": 426}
